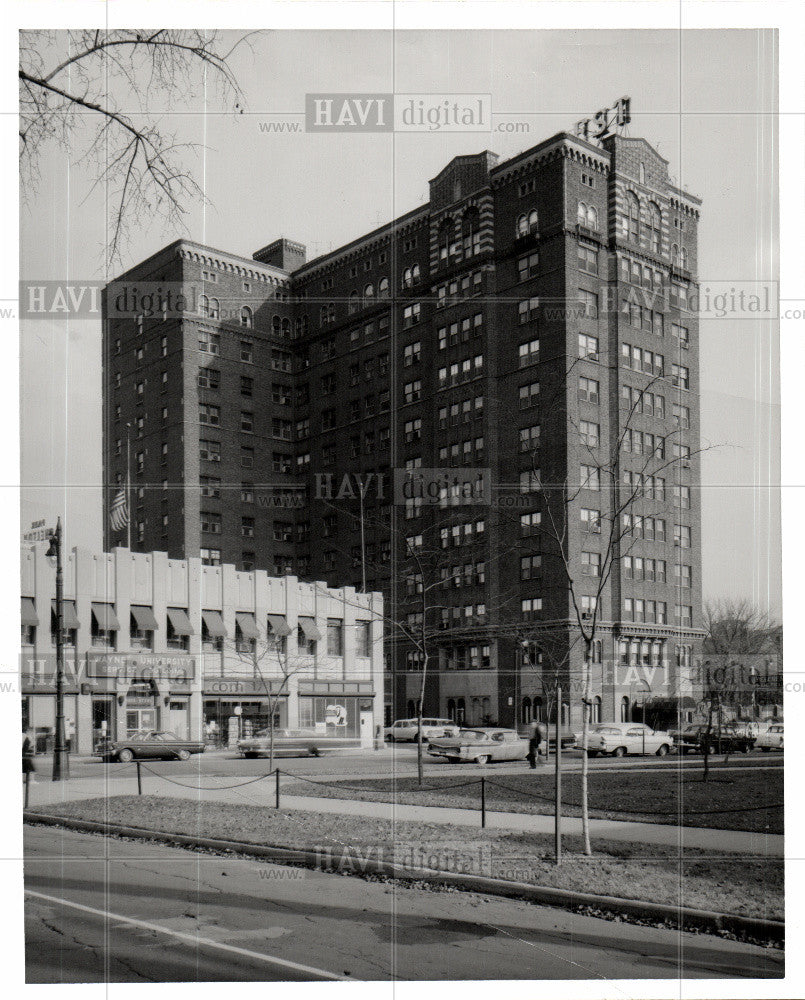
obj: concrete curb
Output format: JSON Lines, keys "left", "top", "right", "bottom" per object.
{"left": 24, "top": 810, "right": 783, "bottom": 945}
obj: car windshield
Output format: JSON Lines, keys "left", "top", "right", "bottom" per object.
{"left": 459, "top": 730, "right": 488, "bottom": 741}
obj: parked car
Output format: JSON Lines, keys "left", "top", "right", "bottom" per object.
{"left": 237, "top": 728, "right": 359, "bottom": 758}
{"left": 669, "top": 724, "right": 708, "bottom": 754}
{"left": 384, "top": 718, "right": 459, "bottom": 742}
{"left": 755, "top": 723, "right": 784, "bottom": 751}
{"left": 699, "top": 723, "right": 756, "bottom": 754}
{"left": 97, "top": 730, "right": 206, "bottom": 762}
{"left": 576, "top": 722, "right": 673, "bottom": 757}
{"left": 427, "top": 728, "right": 530, "bottom": 765}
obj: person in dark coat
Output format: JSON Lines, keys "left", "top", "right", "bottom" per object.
{"left": 527, "top": 723, "right": 541, "bottom": 768}
{"left": 22, "top": 731, "right": 36, "bottom": 775}
{"left": 535, "top": 721, "right": 549, "bottom": 761}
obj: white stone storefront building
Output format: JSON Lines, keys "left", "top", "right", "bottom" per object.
{"left": 21, "top": 544, "right": 384, "bottom": 755}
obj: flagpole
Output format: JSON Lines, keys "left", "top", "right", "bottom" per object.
{"left": 126, "top": 422, "right": 132, "bottom": 550}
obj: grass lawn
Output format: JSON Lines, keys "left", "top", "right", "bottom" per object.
{"left": 28, "top": 795, "right": 782, "bottom": 921}
{"left": 283, "top": 764, "right": 783, "bottom": 834}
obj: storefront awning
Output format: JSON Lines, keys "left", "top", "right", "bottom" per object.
{"left": 130, "top": 605, "right": 159, "bottom": 631}
{"left": 202, "top": 610, "right": 227, "bottom": 638}
{"left": 52, "top": 599, "right": 80, "bottom": 630}
{"left": 167, "top": 608, "right": 194, "bottom": 636}
{"left": 266, "top": 614, "right": 291, "bottom": 637}
{"left": 21, "top": 597, "right": 38, "bottom": 627}
{"left": 235, "top": 612, "right": 259, "bottom": 639}
{"left": 91, "top": 602, "right": 120, "bottom": 631}
{"left": 298, "top": 616, "right": 322, "bottom": 641}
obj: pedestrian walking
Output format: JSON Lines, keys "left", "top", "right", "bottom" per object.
{"left": 527, "top": 723, "right": 541, "bottom": 769}
{"left": 22, "top": 730, "right": 36, "bottom": 776}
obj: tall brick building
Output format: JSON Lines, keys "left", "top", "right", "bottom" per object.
{"left": 103, "top": 127, "right": 704, "bottom": 729}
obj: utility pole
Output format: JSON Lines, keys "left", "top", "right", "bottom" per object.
{"left": 46, "top": 519, "right": 69, "bottom": 781}
{"left": 555, "top": 684, "right": 562, "bottom": 866}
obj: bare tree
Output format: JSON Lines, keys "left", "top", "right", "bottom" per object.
{"left": 20, "top": 29, "right": 252, "bottom": 262}
{"left": 228, "top": 626, "right": 306, "bottom": 771}
{"left": 513, "top": 345, "right": 713, "bottom": 855}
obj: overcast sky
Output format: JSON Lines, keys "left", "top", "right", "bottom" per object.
{"left": 19, "top": 28, "right": 780, "bottom": 615}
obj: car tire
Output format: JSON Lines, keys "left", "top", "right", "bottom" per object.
{"left": 761, "top": 746, "right": 769, "bottom": 752}
{"left": 309, "top": 746, "right": 321, "bottom": 757}
{"left": 475, "top": 755, "right": 490, "bottom": 766}
{"left": 117, "top": 748, "right": 134, "bottom": 763}
{"left": 612, "top": 746, "right": 626, "bottom": 758}
{"left": 741, "top": 744, "right": 751, "bottom": 754}
{"left": 586, "top": 750, "right": 598, "bottom": 758}
{"left": 656, "top": 744, "right": 669, "bottom": 757}
{"left": 447, "top": 756, "right": 461, "bottom": 763}
{"left": 176, "top": 749, "right": 190, "bottom": 761}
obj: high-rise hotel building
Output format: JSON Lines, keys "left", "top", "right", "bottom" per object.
{"left": 103, "top": 127, "right": 704, "bottom": 728}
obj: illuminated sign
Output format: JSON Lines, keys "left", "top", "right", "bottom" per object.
{"left": 575, "top": 97, "right": 631, "bottom": 142}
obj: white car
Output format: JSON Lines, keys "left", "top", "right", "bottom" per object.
{"left": 384, "top": 717, "right": 459, "bottom": 742}
{"left": 575, "top": 722, "right": 673, "bottom": 757}
{"left": 755, "top": 723, "right": 784, "bottom": 751}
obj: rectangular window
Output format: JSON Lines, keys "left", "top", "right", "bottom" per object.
{"left": 240, "top": 446, "right": 254, "bottom": 469}
{"left": 326, "top": 619, "right": 344, "bottom": 656}
{"left": 579, "top": 421, "right": 599, "bottom": 448}
{"left": 674, "top": 524, "right": 692, "bottom": 548}
{"left": 518, "top": 252, "right": 539, "bottom": 281}
{"left": 578, "top": 289, "right": 598, "bottom": 318}
{"left": 581, "top": 551, "right": 601, "bottom": 577}
{"left": 403, "top": 303, "right": 421, "bottom": 328}
{"left": 199, "top": 403, "right": 220, "bottom": 426}
{"left": 580, "top": 464, "right": 600, "bottom": 491}
{"left": 199, "top": 439, "right": 220, "bottom": 463}
{"left": 198, "top": 368, "right": 220, "bottom": 390}
{"left": 520, "top": 511, "right": 541, "bottom": 535}
{"left": 200, "top": 475, "right": 221, "bottom": 499}
{"left": 578, "top": 334, "right": 598, "bottom": 361}
{"left": 518, "top": 338, "right": 539, "bottom": 368}
{"left": 241, "top": 375, "right": 253, "bottom": 397}
{"left": 240, "top": 340, "right": 253, "bottom": 363}
{"left": 520, "top": 554, "right": 542, "bottom": 580}
{"left": 201, "top": 511, "right": 221, "bottom": 534}
{"left": 518, "top": 296, "right": 539, "bottom": 324}
{"left": 578, "top": 376, "right": 599, "bottom": 404}
{"left": 272, "top": 383, "right": 291, "bottom": 405}
{"left": 240, "top": 411, "right": 254, "bottom": 433}
{"left": 242, "top": 517, "right": 255, "bottom": 538}
{"left": 581, "top": 508, "right": 601, "bottom": 533}
{"left": 519, "top": 424, "right": 541, "bottom": 453}
{"left": 519, "top": 382, "right": 539, "bottom": 409}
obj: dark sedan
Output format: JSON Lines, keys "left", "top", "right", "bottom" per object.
{"left": 97, "top": 730, "right": 206, "bottom": 762}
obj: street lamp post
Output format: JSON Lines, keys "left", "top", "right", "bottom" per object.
{"left": 46, "top": 518, "right": 69, "bottom": 781}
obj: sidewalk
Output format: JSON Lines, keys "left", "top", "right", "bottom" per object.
{"left": 23, "top": 770, "right": 783, "bottom": 858}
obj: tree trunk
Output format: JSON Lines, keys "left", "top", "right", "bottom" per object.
{"left": 580, "top": 642, "right": 592, "bottom": 856}
{"left": 416, "top": 653, "right": 428, "bottom": 786}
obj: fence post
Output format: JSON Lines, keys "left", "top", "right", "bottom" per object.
{"left": 136, "top": 761, "right": 142, "bottom": 795}
{"left": 480, "top": 776, "right": 486, "bottom": 828}
{"left": 275, "top": 768, "right": 281, "bottom": 809}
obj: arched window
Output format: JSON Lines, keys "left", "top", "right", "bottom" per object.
{"left": 587, "top": 205, "right": 598, "bottom": 229}
{"left": 294, "top": 317, "right": 303, "bottom": 338}
{"left": 378, "top": 276, "right": 390, "bottom": 299}
{"left": 447, "top": 698, "right": 456, "bottom": 722}
{"left": 516, "top": 214, "right": 528, "bottom": 238}
{"left": 199, "top": 294, "right": 209, "bottom": 317}
{"left": 462, "top": 208, "right": 481, "bottom": 256}
{"left": 679, "top": 247, "right": 688, "bottom": 269}
{"left": 671, "top": 243, "right": 679, "bottom": 265}
{"left": 282, "top": 318, "right": 291, "bottom": 338}
{"left": 348, "top": 290, "right": 359, "bottom": 314}
{"left": 533, "top": 697, "right": 543, "bottom": 722}
{"left": 577, "top": 201, "right": 587, "bottom": 224}
{"left": 481, "top": 697, "right": 491, "bottom": 723}
{"left": 521, "top": 697, "right": 532, "bottom": 725}
{"left": 272, "top": 315, "right": 281, "bottom": 336}
{"left": 208, "top": 298, "right": 219, "bottom": 319}
{"left": 301, "top": 315, "right": 309, "bottom": 336}
{"left": 240, "top": 306, "right": 253, "bottom": 328}
{"left": 528, "top": 209, "right": 539, "bottom": 233}
{"left": 649, "top": 203, "right": 661, "bottom": 253}
{"left": 363, "top": 283, "right": 374, "bottom": 306}
{"left": 591, "top": 696, "right": 602, "bottom": 724}
{"left": 402, "top": 267, "right": 412, "bottom": 289}
{"left": 592, "top": 639, "right": 602, "bottom": 664}
{"left": 456, "top": 697, "right": 466, "bottom": 724}
{"left": 620, "top": 696, "right": 630, "bottom": 722}
{"left": 327, "top": 302, "right": 335, "bottom": 324}
{"left": 624, "top": 192, "right": 640, "bottom": 243}
{"left": 412, "top": 263, "right": 421, "bottom": 282}
{"left": 319, "top": 305, "right": 328, "bottom": 327}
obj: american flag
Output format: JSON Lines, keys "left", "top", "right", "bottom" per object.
{"left": 109, "top": 488, "right": 128, "bottom": 532}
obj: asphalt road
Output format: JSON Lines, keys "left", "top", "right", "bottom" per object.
{"left": 45, "top": 744, "right": 784, "bottom": 782}
{"left": 24, "top": 825, "right": 783, "bottom": 983}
